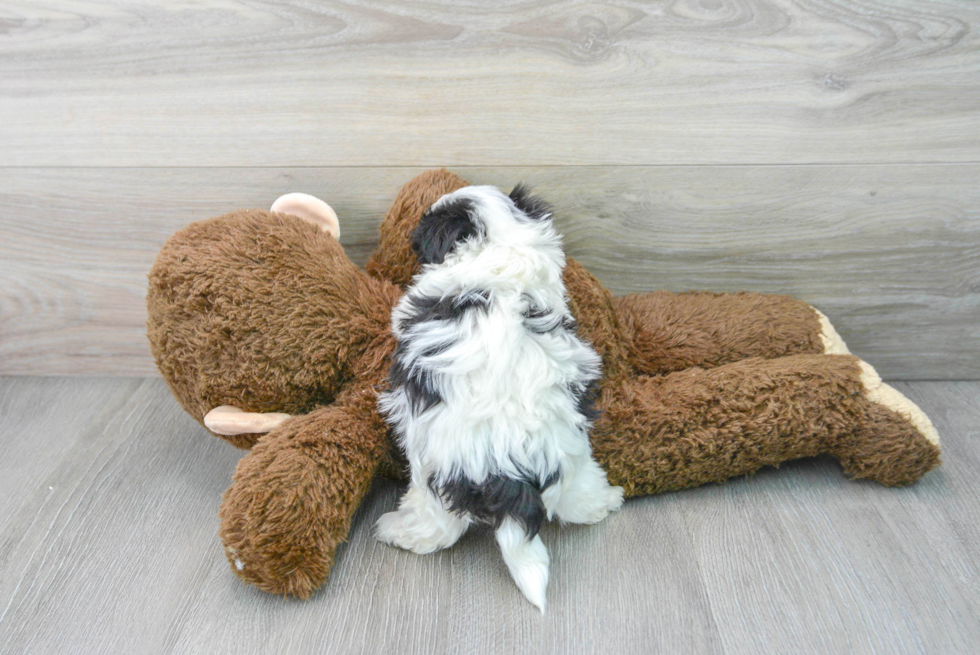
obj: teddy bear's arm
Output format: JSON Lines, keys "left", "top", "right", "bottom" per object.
{"left": 217, "top": 381, "right": 393, "bottom": 599}
{"left": 365, "top": 169, "right": 471, "bottom": 286}
{"left": 591, "top": 353, "right": 940, "bottom": 497}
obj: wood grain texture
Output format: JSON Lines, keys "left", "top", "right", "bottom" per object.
{"left": 0, "top": 377, "right": 976, "bottom": 654}
{"left": 1, "top": 0, "right": 978, "bottom": 166}
{"left": 2, "top": 165, "right": 977, "bottom": 379}
{"left": 681, "top": 380, "right": 980, "bottom": 654}
{"left": 0, "top": 378, "right": 244, "bottom": 653}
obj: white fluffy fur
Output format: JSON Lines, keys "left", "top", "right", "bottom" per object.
{"left": 375, "top": 186, "right": 623, "bottom": 612}
{"left": 496, "top": 517, "right": 550, "bottom": 612}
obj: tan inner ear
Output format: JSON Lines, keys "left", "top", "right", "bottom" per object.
{"left": 270, "top": 192, "right": 340, "bottom": 239}
{"left": 204, "top": 405, "right": 292, "bottom": 436}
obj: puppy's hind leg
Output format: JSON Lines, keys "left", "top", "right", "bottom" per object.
{"left": 375, "top": 481, "right": 471, "bottom": 554}
{"left": 495, "top": 516, "right": 550, "bottom": 613}
{"left": 554, "top": 455, "right": 624, "bottom": 525}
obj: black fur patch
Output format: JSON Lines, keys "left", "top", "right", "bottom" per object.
{"left": 574, "top": 378, "right": 603, "bottom": 423}
{"left": 432, "top": 470, "right": 561, "bottom": 538}
{"left": 521, "top": 295, "right": 568, "bottom": 334}
{"left": 388, "top": 351, "right": 442, "bottom": 415}
{"left": 522, "top": 306, "right": 563, "bottom": 334}
{"left": 509, "top": 184, "right": 552, "bottom": 221}
{"left": 401, "top": 290, "right": 492, "bottom": 331}
{"left": 389, "top": 290, "right": 492, "bottom": 415}
{"left": 412, "top": 197, "right": 481, "bottom": 265}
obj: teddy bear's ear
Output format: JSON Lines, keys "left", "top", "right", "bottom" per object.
{"left": 271, "top": 193, "right": 340, "bottom": 239}
{"left": 410, "top": 196, "right": 483, "bottom": 266}
{"left": 509, "top": 184, "right": 553, "bottom": 222}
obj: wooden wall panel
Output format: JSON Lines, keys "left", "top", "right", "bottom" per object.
{"left": 0, "top": 0, "right": 978, "bottom": 166}
{"left": 1, "top": 165, "right": 976, "bottom": 379}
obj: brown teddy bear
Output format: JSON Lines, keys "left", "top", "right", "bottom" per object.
{"left": 146, "top": 169, "right": 940, "bottom": 599}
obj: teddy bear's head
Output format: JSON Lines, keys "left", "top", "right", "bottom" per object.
{"left": 147, "top": 207, "right": 399, "bottom": 447}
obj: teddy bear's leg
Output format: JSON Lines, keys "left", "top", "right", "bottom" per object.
{"left": 218, "top": 384, "right": 393, "bottom": 599}
{"left": 374, "top": 478, "right": 472, "bottom": 554}
{"left": 840, "top": 360, "right": 941, "bottom": 483}
{"left": 612, "top": 291, "right": 849, "bottom": 376}
{"left": 548, "top": 454, "right": 624, "bottom": 525}
{"left": 592, "top": 354, "right": 940, "bottom": 497}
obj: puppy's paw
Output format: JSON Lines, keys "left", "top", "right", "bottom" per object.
{"left": 375, "top": 509, "right": 433, "bottom": 554}
{"left": 560, "top": 497, "right": 613, "bottom": 525}
{"left": 578, "top": 485, "right": 624, "bottom": 523}
{"left": 374, "top": 506, "right": 467, "bottom": 554}
{"left": 605, "top": 485, "right": 625, "bottom": 512}
{"left": 373, "top": 509, "right": 404, "bottom": 546}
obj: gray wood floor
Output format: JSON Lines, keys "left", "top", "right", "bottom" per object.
{"left": 0, "top": 377, "right": 976, "bottom": 654}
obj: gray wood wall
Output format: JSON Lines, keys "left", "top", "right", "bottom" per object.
{"left": 2, "top": 0, "right": 978, "bottom": 379}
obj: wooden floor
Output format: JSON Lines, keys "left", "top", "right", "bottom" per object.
{"left": 0, "top": 377, "right": 976, "bottom": 654}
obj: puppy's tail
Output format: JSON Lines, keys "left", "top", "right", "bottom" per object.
{"left": 495, "top": 516, "right": 550, "bottom": 613}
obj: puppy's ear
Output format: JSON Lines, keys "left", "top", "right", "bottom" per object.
{"left": 509, "top": 184, "right": 552, "bottom": 221}
{"left": 411, "top": 197, "right": 481, "bottom": 265}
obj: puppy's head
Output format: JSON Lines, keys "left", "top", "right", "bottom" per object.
{"left": 411, "top": 184, "right": 554, "bottom": 267}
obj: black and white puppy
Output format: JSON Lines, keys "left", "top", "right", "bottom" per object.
{"left": 375, "top": 185, "right": 624, "bottom": 612}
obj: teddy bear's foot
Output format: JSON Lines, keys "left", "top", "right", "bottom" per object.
{"left": 858, "top": 361, "right": 939, "bottom": 447}
{"left": 813, "top": 308, "right": 850, "bottom": 355}
{"left": 834, "top": 361, "right": 941, "bottom": 486}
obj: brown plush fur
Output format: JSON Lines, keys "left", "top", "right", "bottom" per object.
{"left": 365, "top": 168, "right": 468, "bottom": 287}
{"left": 146, "top": 169, "right": 940, "bottom": 599}
{"left": 147, "top": 210, "right": 401, "bottom": 449}
{"left": 218, "top": 382, "right": 391, "bottom": 598}
{"left": 592, "top": 355, "right": 938, "bottom": 495}
{"left": 615, "top": 290, "right": 824, "bottom": 375}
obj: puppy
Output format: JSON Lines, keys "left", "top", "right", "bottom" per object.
{"left": 375, "top": 185, "right": 624, "bottom": 612}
